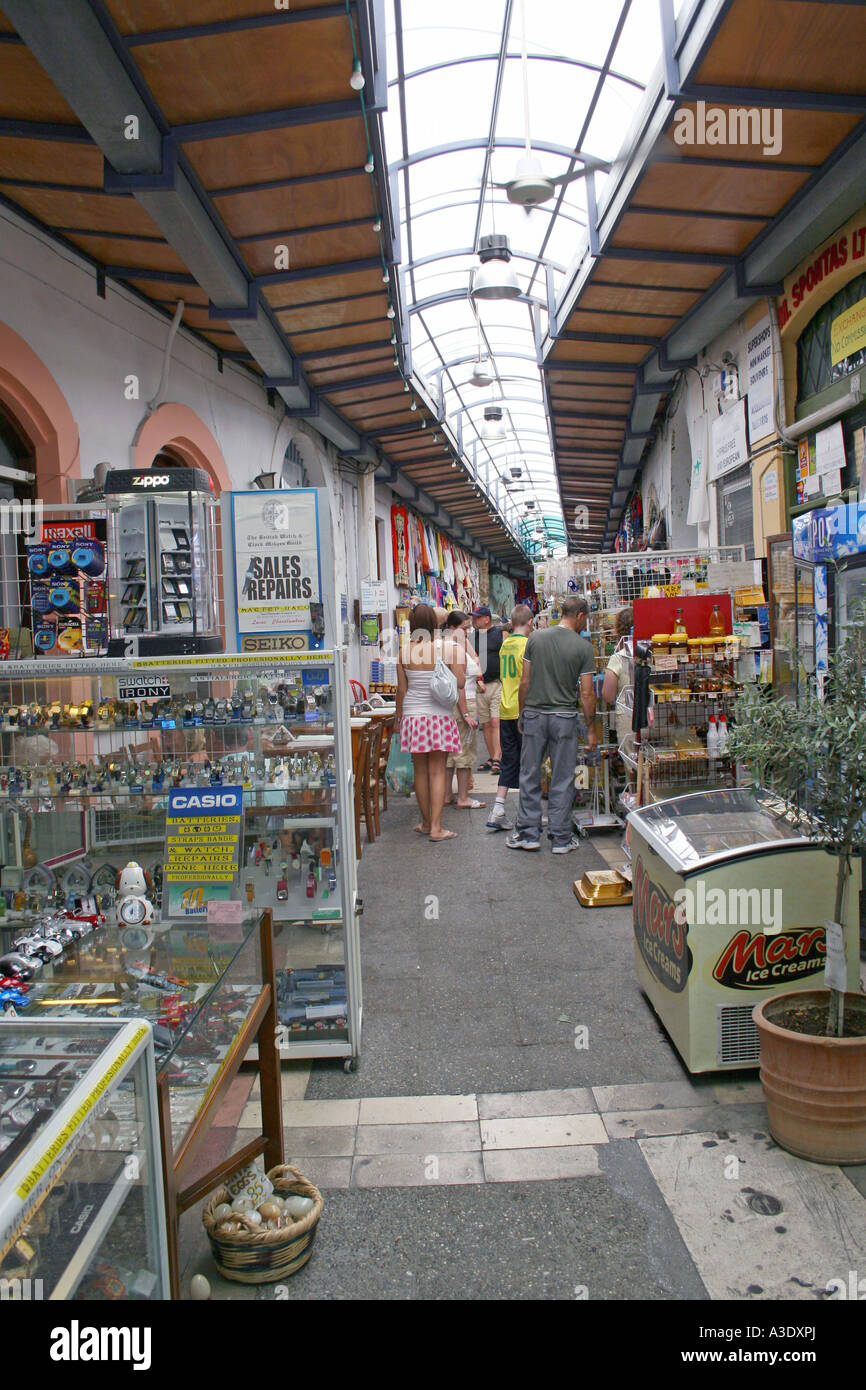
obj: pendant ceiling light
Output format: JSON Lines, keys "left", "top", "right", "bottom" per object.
{"left": 481, "top": 405, "right": 506, "bottom": 441}
{"left": 471, "top": 235, "right": 521, "bottom": 301}
{"left": 469, "top": 358, "right": 494, "bottom": 388}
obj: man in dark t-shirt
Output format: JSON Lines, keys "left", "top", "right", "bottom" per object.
{"left": 470, "top": 605, "right": 504, "bottom": 773}
{"left": 507, "top": 596, "right": 597, "bottom": 854}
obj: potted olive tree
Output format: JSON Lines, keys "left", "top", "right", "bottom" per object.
{"left": 727, "top": 598, "right": 866, "bottom": 1163}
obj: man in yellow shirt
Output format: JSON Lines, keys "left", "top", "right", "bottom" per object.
{"left": 486, "top": 603, "right": 534, "bottom": 832}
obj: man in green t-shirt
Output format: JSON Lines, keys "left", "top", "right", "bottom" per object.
{"left": 506, "top": 596, "right": 597, "bottom": 853}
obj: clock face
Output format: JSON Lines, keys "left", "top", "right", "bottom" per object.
{"left": 118, "top": 896, "right": 147, "bottom": 925}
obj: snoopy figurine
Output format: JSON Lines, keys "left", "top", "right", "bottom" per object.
{"left": 116, "top": 861, "right": 155, "bottom": 944}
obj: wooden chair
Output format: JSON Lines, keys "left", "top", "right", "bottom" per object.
{"left": 353, "top": 723, "right": 375, "bottom": 859}
{"left": 364, "top": 720, "right": 384, "bottom": 840}
{"left": 376, "top": 715, "right": 396, "bottom": 814}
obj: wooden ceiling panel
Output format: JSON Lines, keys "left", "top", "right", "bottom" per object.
{"left": 632, "top": 162, "right": 808, "bottom": 217}
{"left": 132, "top": 20, "right": 354, "bottom": 125}
{"left": 611, "top": 210, "right": 760, "bottom": 257}
{"left": 183, "top": 120, "right": 367, "bottom": 192}
{"left": 126, "top": 278, "right": 209, "bottom": 306}
{"left": 239, "top": 226, "right": 380, "bottom": 276}
{"left": 552, "top": 339, "right": 647, "bottom": 365}
{"left": 215, "top": 174, "right": 374, "bottom": 239}
{"left": 590, "top": 257, "right": 720, "bottom": 290}
{"left": 277, "top": 294, "right": 388, "bottom": 335}
{"left": 261, "top": 268, "right": 383, "bottom": 309}
{"left": 0, "top": 185, "right": 164, "bottom": 237}
{"left": 547, "top": 367, "right": 636, "bottom": 388}
{"left": 0, "top": 45, "right": 81, "bottom": 122}
{"left": 580, "top": 282, "right": 701, "bottom": 318}
{"left": 63, "top": 235, "right": 190, "bottom": 273}
{"left": 659, "top": 106, "right": 862, "bottom": 168}
{"left": 695, "top": 0, "right": 866, "bottom": 94}
{"left": 307, "top": 353, "right": 394, "bottom": 382}
{"left": 105, "top": 0, "right": 328, "bottom": 34}
{"left": 290, "top": 321, "right": 391, "bottom": 353}
{"left": 0, "top": 137, "right": 103, "bottom": 186}
{"left": 563, "top": 309, "right": 677, "bottom": 337}
{"left": 326, "top": 381, "right": 404, "bottom": 404}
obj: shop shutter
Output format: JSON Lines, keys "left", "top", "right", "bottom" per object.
{"left": 717, "top": 464, "right": 754, "bottom": 559}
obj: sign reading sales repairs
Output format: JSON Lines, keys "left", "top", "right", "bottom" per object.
{"left": 232, "top": 489, "right": 322, "bottom": 636}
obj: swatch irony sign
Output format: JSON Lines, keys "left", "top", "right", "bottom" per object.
{"left": 633, "top": 857, "right": 692, "bottom": 992}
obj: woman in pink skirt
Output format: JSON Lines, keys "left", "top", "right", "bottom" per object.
{"left": 396, "top": 603, "right": 464, "bottom": 842}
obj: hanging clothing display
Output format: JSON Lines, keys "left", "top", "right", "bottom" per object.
{"left": 391, "top": 505, "right": 410, "bottom": 586}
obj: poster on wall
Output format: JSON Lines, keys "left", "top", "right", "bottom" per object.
{"left": 232, "top": 490, "right": 321, "bottom": 636}
{"left": 746, "top": 316, "right": 774, "bottom": 443}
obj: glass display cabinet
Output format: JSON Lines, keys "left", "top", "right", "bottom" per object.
{"left": 0, "top": 650, "right": 362, "bottom": 1069}
{"left": 0, "top": 1017, "right": 169, "bottom": 1300}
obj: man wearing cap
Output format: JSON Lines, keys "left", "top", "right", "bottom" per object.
{"left": 470, "top": 605, "right": 504, "bottom": 775}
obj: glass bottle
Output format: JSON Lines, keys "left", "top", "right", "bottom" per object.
{"left": 709, "top": 604, "right": 725, "bottom": 638}
{"left": 672, "top": 608, "right": 688, "bottom": 637}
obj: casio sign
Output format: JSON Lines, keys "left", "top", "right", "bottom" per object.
{"left": 132, "top": 474, "right": 171, "bottom": 488}
{"left": 171, "top": 792, "right": 240, "bottom": 810}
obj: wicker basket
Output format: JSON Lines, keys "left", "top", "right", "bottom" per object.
{"left": 202, "top": 1164, "right": 323, "bottom": 1284}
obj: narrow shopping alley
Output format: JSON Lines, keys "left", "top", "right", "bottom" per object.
{"left": 175, "top": 792, "right": 866, "bottom": 1301}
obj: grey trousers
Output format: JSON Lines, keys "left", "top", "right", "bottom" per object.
{"left": 515, "top": 709, "right": 580, "bottom": 846}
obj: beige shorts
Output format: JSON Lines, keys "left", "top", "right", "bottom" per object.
{"left": 475, "top": 680, "right": 501, "bottom": 724}
{"left": 447, "top": 699, "right": 478, "bottom": 769}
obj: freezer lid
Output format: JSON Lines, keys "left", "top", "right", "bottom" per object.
{"left": 627, "top": 787, "right": 808, "bottom": 873}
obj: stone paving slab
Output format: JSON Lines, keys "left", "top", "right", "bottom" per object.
{"left": 640, "top": 1128, "right": 866, "bottom": 1300}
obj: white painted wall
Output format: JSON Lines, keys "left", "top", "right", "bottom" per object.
{"left": 638, "top": 308, "right": 763, "bottom": 553}
{"left": 0, "top": 201, "right": 366, "bottom": 660}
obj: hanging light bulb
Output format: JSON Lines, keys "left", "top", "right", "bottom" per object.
{"left": 410, "top": 400, "right": 417, "bottom": 411}
{"left": 386, "top": 305, "right": 396, "bottom": 319}
{"left": 364, "top": 153, "right": 374, "bottom": 173}
{"left": 382, "top": 271, "right": 389, "bottom": 284}
{"left": 403, "top": 381, "right": 410, "bottom": 392}
{"left": 373, "top": 218, "right": 382, "bottom": 232}
{"left": 350, "top": 59, "right": 365, "bottom": 91}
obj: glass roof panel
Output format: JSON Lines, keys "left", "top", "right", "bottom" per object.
{"left": 385, "top": 0, "right": 660, "bottom": 555}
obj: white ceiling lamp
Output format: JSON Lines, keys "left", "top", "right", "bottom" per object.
{"left": 493, "top": 0, "right": 597, "bottom": 212}
{"left": 471, "top": 234, "right": 521, "bottom": 301}
{"left": 480, "top": 405, "right": 506, "bottom": 442}
{"left": 469, "top": 357, "right": 494, "bottom": 388}
{"left": 349, "top": 59, "right": 365, "bottom": 91}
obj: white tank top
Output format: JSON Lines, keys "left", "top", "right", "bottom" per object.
{"left": 402, "top": 637, "right": 455, "bottom": 717}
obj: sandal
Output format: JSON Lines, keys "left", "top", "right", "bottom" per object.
{"left": 455, "top": 799, "right": 485, "bottom": 809}
{"left": 477, "top": 760, "right": 493, "bottom": 772}
{"left": 413, "top": 824, "right": 431, "bottom": 835}
{"left": 489, "top": 760, "right": 501, "bottom": 774}
{"left": 428, "top": 829, "right": 457, "bottom": 841}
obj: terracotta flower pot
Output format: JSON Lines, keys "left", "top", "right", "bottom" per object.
{"left": 753, "top": 989, "right": 866, "bottom": 1165}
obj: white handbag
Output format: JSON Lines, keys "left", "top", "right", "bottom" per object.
{"left": 430, "top": 647, "right": 458, "bottom": 709}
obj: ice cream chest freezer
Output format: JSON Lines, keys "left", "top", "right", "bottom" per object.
{"left": 627, "top": 788, "right": 861, "bottom": 1072}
